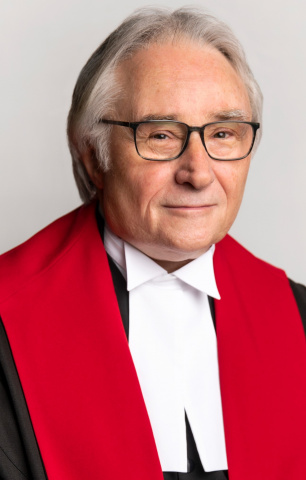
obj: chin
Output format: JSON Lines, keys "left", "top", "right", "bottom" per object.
{"left": 156, "top": 242, "right": 213, "bottom": 262}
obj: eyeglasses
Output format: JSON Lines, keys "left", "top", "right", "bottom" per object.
{"left": 99, "top": 119, "right": 260, "bottom": 162}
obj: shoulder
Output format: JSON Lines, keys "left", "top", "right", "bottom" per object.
{"left": 0, "top": 204, "right": 96, "bottom": 303}
{"left": 221, "top": 236, "right": 306, "bottom": 293}
{"left": 216, "top": 234, "right": 286, "bottom": 281}
{"left": 217, "top": 234, "right": 306, "bottom": 324}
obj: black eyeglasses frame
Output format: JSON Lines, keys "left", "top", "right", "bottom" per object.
{"left": 99, "top": 119, "right": 260, "bottom": 162}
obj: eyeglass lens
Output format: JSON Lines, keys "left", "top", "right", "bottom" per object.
{"left": 135, "top": 121, "right": 254, "bottom": 161}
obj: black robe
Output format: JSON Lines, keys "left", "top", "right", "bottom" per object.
{"left": 0, "top": 213, "right": 305, "bottom": 480}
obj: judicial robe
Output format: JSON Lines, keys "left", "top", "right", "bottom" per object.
{"left": 0, "top": 203, "right": 306, "bottom": 480}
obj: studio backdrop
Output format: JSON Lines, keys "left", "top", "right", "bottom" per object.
{"left": 1, "top": 0, "right": 305, "bottom": 283}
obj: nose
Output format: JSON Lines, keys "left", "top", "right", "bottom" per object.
{"left": 175, "top": 131, "right": 215, "bottom": 190}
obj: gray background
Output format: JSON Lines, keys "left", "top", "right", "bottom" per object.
{"left": 1, "top": 0, "right": 305, "bottom": 283}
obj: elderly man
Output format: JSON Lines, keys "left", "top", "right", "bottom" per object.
{"left": 0, "top": 7, "right": 306, "bottom": 480}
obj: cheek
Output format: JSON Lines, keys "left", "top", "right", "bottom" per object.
{"left": 215, "top": 160, "right": 250, "bottom": 214}
{"left": 101, "top": 161, "right": 170, "bottom": 234}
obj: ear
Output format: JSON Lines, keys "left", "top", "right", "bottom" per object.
{"left": 81, "top": 147, "right": 104, "bottom": 190}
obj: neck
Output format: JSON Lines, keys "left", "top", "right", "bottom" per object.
{"left": 151, "top": 257, "right": 193, "bottom": 273}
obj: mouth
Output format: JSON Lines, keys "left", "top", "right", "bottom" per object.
{"left": 163, "top": 204, "right": 217, "bottom": 216}
{"left": 164, "top": 204, "right": 216, "bottom": 210}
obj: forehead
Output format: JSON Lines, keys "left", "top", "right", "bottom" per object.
{"left": 115, "top": 41, "right": 251, "bottom": 122}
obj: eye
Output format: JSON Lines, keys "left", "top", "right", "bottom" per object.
{"left": 213, "top": 130, "right": 231, "bottom": 139}
{"left": 148, "top": 128, "right": 184, "bottom": 142}
{"left": 206, "top": 122, "right": 246, "bottom": 142}
{"left": 150, "top": 132, "right": 171, "bottom": 141}
{"left": 137, "top": 122, "right": 187, "bottom": 147}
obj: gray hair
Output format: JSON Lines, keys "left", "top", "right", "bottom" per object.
{"left": 67, "top": 7, "right": 263, "bottom": 203}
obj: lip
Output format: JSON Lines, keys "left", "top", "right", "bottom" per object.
{"left": 164, "top": 204, "right": 216, "bottom": 209}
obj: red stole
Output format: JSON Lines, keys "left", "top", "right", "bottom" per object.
{"left": 0, "top": 203, "right": 306, "bottom": 479}
{"left": 214, "top": 237, "right": 306, "bottom": 478}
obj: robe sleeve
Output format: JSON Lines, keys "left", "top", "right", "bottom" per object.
{"left": 0, "top": 318, "right": 47, "bottom": 480}
{"left": 0, "top": 278, "right": 305, "bottom": 479}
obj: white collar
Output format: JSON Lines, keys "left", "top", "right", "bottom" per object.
{"left": 104, "top": 223, "right": 220, "bottom": 298}
{"left": 103, "top": 222, "right": 227, "bottom": 472}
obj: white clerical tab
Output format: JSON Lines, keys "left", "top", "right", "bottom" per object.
{"left": 126, "top": 242, "right": 227, "bottom": 472}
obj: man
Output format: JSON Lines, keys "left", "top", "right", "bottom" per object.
{"left": 0, "top": 7, "right": 305, "bottom": 480}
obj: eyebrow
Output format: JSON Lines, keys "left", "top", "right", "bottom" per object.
{"left": 209, "top": 110, "right": 251, "bottom": 122}
{"left": 138, "top": 114, "right": 179, "bottom": 122}
{"left": 136, "top": 110, "right": 251, "bottom": 123}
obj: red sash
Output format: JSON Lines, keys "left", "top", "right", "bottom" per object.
{"left": 214, "top": 236, "right": 306, "bottom": 478}
{"left": 0, "top": 204, "right": 306, "bottom": 479}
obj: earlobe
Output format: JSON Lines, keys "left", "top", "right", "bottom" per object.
{"left": 81, "top": 148, "right": 104, "bottom": 189}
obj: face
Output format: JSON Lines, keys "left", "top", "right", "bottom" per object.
{"left": 87, "top": 42, "right": 253, "bottom": 270}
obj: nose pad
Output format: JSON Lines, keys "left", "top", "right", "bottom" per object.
{"left": 180, "top": 128, "right": 211, "bottom": 164}
{"left": 175, "top": 131, "right": 215, "bottom": 189}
